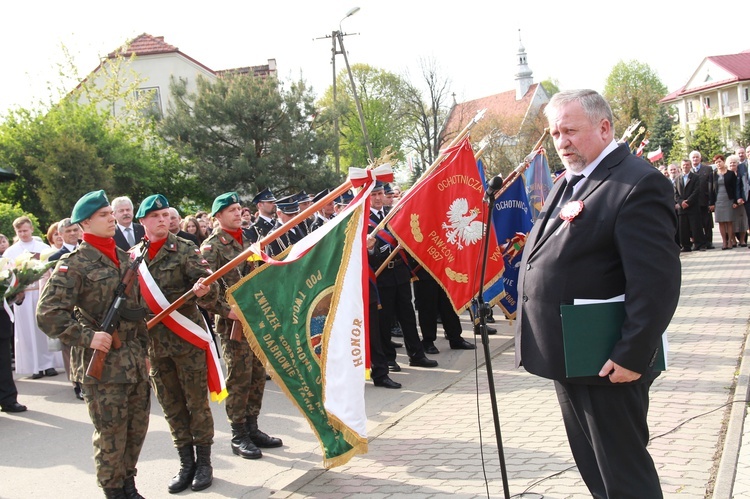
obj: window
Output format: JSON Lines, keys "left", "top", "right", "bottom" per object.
{"left": 134, "top": 87, "right": 162, "bottom": 118}
{"left": 745, "top": 88, "right": 749, "bottom": 102}
{"left": 704, "top": 97, "right": 711, "bottom": 109}
{"left": 688, "top": 101, "right": 693, "bottom": 113}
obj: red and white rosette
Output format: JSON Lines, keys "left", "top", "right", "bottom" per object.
{"left": 555, "top": 201, "right": 584, "bottom": 235}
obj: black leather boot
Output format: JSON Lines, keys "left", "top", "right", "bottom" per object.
{"left": 191, "top": 445, "right": 213, "bottom": 491}
{"left": 103, "top": 488, "right": 126, "bottom": 499}
{"left": 245, "top": 415, "right": 283, "bottom": 448}
{"left": 122, "top": 477, "right": 144, "bottom": 499}
{"left": 168, "top": 445, "right": 195, "bottom": 494}
{"left": 230, "top": 422, "right": 262, "bottom": 459}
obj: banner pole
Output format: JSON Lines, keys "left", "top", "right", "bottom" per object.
{"left": 148, "top": 181, "right": 355, "bottom": 329}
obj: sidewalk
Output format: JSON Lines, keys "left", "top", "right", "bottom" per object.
{"left": 272, "top": 245, "right": 750, "bottom": 499}
{"left": 2, "top": 244, "right": 748, "bottom": 498}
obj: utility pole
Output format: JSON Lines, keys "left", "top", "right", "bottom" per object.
{"left": 315, "top": 7, "right": 374, "bottom": 173}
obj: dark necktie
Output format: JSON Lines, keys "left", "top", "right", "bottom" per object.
{"left": 554, "top": 175, "right": 584, "bottom": 215}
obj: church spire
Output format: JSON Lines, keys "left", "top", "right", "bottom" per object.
{"left": 515, "top": 29, "right": 533, "bottom": 100}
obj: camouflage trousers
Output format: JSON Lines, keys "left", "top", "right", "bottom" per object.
{"left": 150, "top": 348, "right": 214, "bottom": 448}
{"left": 83, "top": 380, "right": 150, "bottom": 489}
{"left": 217, "top": 317, "right": 266, "bottom": 423}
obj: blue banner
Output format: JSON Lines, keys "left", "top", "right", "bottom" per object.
{"left": 524, "top": 152, "right": 553, "bottom": 219}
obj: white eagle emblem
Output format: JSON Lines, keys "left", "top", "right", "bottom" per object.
{"left": 442, "top": 198, "right": 484, "bottom": 249}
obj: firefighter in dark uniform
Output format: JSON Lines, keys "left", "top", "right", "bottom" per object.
{"left": 266, "top": 196, "right": 305, "bottom": 258}
{"left": 309, "top": 188, "right": 335, "bottom": 232}
{"left": 245, "top": 188, "right": 277, "bottom": 244}
{"left": 368, "top": 182, "right": 438, "bottom": 372}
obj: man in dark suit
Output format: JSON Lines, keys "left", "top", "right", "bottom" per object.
{"left": 168, "top": 207, "right": 200, "bottom": 246}
{"left": 674, "top": 159, "right": 703, "bottom": 252}
{"left": 48, "top": 218, "right": 84, "bottom": 400}
{"left": 245, "top": 188, "right": 277, "bottom": 243}
{"left": 112, "top": 196, "right": 145, "bottom": 250}
{"left": 516, "top": 90, "right": 681, "bottom": 499}
{"left": 689, "top": 150, "right": 715, "bottom": 249}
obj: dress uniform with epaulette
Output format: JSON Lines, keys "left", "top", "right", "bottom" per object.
{"left": 200, "top": 192, "right": 283, "bottom": 461}
{"left": 244, "top": 188, "right": 277, "bottom": 244}
{"left": 308, "top": 188, "right": 333, "bottom": 232}
{"left": 266, "top": 196, "right": 304, "bottom": 258}
{"left": 367, "top": 182, "right": 438, "bottom": 373}
{"left": 37, "top": 190, "right": 150, "bottom": 499}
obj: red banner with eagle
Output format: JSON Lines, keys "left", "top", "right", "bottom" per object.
{"left": 387, "top": 137, "right": 505, "bottom": 313}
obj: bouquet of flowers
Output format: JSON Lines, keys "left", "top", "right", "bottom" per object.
{"left": 1, "top": 251, "right": 56, "bottom": 302}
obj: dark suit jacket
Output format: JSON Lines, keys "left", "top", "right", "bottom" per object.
{"left": 675, "top": 171, "right": 699, "bottom": 214}
{"left": 113, "top": 223, "right": 145, "bottom": 251}
{"left": 516, "top": 144, "right": 681, "bottom": 384}
{"left": 693, "top": 164, "right": 714, "bottom": 207}
{"left": 175, "top": 230, "right": 199, "bottom": 246}
{"left": 709, "top": 170, "right": 737, "bottom": 205}
{"left": 49, "top": 245, "right": 74, "bottom": 262}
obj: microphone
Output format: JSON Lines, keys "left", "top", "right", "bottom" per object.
{"left": 485, "top": 174, "right": 504, "bottom": 200}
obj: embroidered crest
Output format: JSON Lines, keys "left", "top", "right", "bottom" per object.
{"left": 59, "top": 265, "right": 68, "bottom": 273}
{"left": 156, "top": 199, "right": 163, "bottom": 208}
{"left": 442, "top": 198, "right": 483, "bottom": 250}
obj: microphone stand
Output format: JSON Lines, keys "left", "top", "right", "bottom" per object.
{"left": 472, "top": 190, "right": 511, "bottom": 499}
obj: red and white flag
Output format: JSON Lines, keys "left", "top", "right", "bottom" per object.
{"left": 647, "top": 147, "right": 663, "bottom": 163}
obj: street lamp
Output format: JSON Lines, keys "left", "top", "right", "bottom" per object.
{"left": 316, "top": 7, "right": 374, "bottom": 174}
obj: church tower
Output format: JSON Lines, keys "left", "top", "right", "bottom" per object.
{"left": 515, "top": 29, "right": 534, "bottom": 100}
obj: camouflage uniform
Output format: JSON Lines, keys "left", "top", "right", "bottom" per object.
{"left": 201, "top": 229, "right": 266, "bottom": 423}
{"left": 138, "top": 232, "right": 219, "bottom": 448}
{"left": 37, "top": 243, "right": 150, "bottom": 490}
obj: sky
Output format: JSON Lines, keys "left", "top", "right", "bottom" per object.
{"left": 3, "top": 1, "right": 748, "bottom": 116}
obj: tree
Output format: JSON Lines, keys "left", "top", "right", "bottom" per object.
{"left": 400, "top": 58, "right": 453, "bottom": 181}
{"left": 317, "top": 64, "right": 413, "bottom": 172}
{"left": 0, "top": 51, "right": 198, "bottom": 227}
{"left": 540, "top": 78, "right": 560, "bottom": 97}
{"left": 687, "top": 117, "right": 727, "bottom": 160}
{"left": 648, "top": 106, "right": 677, "bottom": 161}
{"left": 603, "top": 61, "right": 668, "bottom": 135}
{"left": 161, "top": 73, "right": 340, "bottom": 201}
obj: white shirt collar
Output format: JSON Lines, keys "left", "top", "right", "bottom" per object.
{"left": 63, "top": 242, "right": 77, "bottom": 252}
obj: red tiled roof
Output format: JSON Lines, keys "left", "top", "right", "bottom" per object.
{"left": 709, "top": 52, "right": 750, "bottom": 79}
{"left": 442, "top": 84, "right": 540, "bottom": 140}
{"left": 108, "top": 33, "right": 178, "bottom": 58}
{"left": 660, "top": 51, "right": 750, "bottom": 103}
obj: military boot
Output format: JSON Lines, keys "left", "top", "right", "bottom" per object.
{"left": 230, "top": 422, "right": 262, "bottom": 459}
{"left": 122, "top": 477, "right": 144, "bottom": 499}
{"left": 168, "top": 445, "right": 195, "bottom": 493}
{"left": 191, "top": 445, "right": 213, "bottom": 491}
{"left": 103, "top": 487, "right": 126, "bottom": 499}
{"left": 245, "top": 415, "right": 283, "bottom": 448}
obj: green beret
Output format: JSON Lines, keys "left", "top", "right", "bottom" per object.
{"left": 135, "top": 194, "right": 169, "bottom": 219}
{"left": 71, "top": 190, "right": 109, "bottom": 224}
{"left": 211, "top": 192, "right": 241, "bottom": 216}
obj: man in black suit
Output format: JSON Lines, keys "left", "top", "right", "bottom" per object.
{"left": 674, "top": 159, "right": 703, "bottom": 252}
{"left": 516, "top": 90, "right": 681, "bottom": 498}
{"left": 168, "top": 207, "right": 200, "bottom": 246}
{"left": 689, "top": 150, "right": 715, "bottom": 249}
{"left": 112, "top": 196, "right": 145, "bottom": 250}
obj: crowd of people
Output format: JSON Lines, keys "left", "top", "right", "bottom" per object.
{"left": 660, "top": 146, "right": 750, "bottom": 251}
{"left": 0, "top": 178, "right": 477, "bottom": 498}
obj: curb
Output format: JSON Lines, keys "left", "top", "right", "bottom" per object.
{"left": 713, "top": 326, "right": 750, "bottom": 499}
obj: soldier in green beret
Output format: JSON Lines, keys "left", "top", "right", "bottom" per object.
{"left": 201, "top": 192, "right": 283, "bottom": 460}
{"left": 134, "top": 194, "right": 220, "bottom": 493}
{"left": 37, "top": 190, "right": 150, "bottom": 499}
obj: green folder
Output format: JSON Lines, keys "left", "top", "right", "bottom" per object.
{"left": 560, "top": 301, "right": 666, "bottom": 378}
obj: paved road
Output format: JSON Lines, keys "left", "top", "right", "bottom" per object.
{"left": 2, "top": 244, "right": 749, "bottom": 498}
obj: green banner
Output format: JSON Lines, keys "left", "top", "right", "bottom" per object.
{"left": 228, "top": 214, "right": 356, "bottom": 463}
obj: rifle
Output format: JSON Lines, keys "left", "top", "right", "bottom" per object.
{"left": 86, "top": 239, "right": 151, "bottom": 380}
